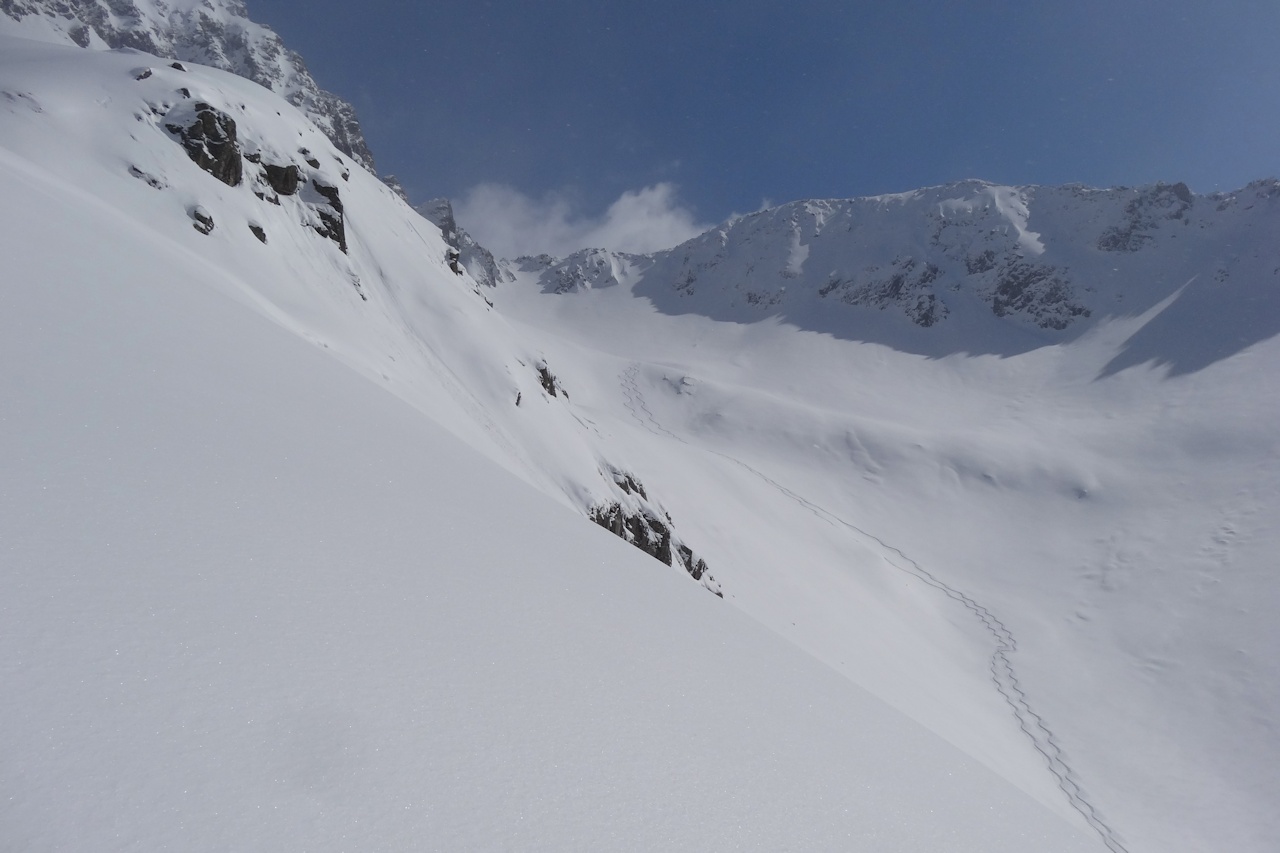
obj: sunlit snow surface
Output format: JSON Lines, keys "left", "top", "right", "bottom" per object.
{"left": 0, "top": 32, "right": 1276, "bottom": 853}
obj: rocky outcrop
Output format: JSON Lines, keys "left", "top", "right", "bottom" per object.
{"left": 988, "top": 262, "right": 1089, "bottom": 330}
{"left": 535, "top": 359, "right": 565, "bottom": 398}
{"left": 1097, "top": 182, "right": 1193, "bottom": 252}
{"left": 588, "top": 468, "right": 721, "bottom": 597}
{"left": 165, "top": 101, "right": 242, "bottom": 186}
{"left": 149, "top": 76, "right": 351, "bottom": 257}
{"left": 817, "top": 257, "right": 948, "bottom": 327}
{"left": 382, "top": 174, "right": 410, "bottom": 204}
{"left": 417, "top": 198, "right": 510, "bottom": 288}
{"left": 309, "top": 179, "right": 347, "bottom": 254}
{"left": 535, "top": 248, "right": 642, "bottom": 294}
{"left": 262, "top": 162, "right": 300, "bottom": 196}
{"left": 1, "top": 0, "right": 376, "bottom": 171}
{"left": 189, "top": 204, "right": 214, "bottom": 234}
{"left": 589, "top": 500, "right": 718, "bottom": 594}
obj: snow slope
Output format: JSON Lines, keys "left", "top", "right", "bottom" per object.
{"left": 0, "top": 36, "right": 1106, "bottom": 852}
{"left": 495, "top": 189, "right": 1280, "bottom": 853}
{"left": 0, "top": 35, "right": 1107, "bottom": 852}
{"left": 2, "top": 27, "right": 1278, "bottom": 853}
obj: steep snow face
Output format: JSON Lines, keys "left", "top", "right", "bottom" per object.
{"left": 0, "top": 0, "right": 375, "bottom": 170}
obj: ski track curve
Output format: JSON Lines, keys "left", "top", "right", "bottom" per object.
{"left": 617, "top": 362, "right": 1129, "bottom": 853}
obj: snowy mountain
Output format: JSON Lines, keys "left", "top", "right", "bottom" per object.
{"left": 494, "top": 178, "right": 1280, "bottom": 853}
{"left": 0, "top": 0, "right": 375, "bottom": 170}
{"left": 2, "top": 15, "right": 1278, "bottom": 853}
{"left": 522, "top": 178, "right": 1280, "bottom": 374}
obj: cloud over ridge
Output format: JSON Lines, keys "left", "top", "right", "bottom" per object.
{"left": 454, "top": 182, "right": 710, "bottom": 259}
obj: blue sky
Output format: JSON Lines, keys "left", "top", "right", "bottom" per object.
{"left": 248, "top": 0, "right": 1280, "bottom": 256}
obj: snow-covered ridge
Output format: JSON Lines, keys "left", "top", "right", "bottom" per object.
{"left": 0, "top": 33, "right": 721, "bottom": 596}
{"left": 525, "top": 178, "right": 1280, "bottom": 371}
{"left": 0, "top": 0, "right": 375, "bottom": 170}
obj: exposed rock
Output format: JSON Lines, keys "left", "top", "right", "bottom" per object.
{"left": 535, "top": 249, "right": 639, "bottom": 294}
{"left": 589, "top": 468, "right": 721, "bottom": 596}
{"left": 818, "top": 257, "right": 950, "bottom": 327}
{"left": 310, "top": 179, "right": 347, "bottom": 253}
{"left": 589, "top": 500, "right": 720, "bottom": 596}
{"left": 612, "top": 471, "right": 647, "bottom": 500}
{"left": 417, "top": 197, "right": 510, "bottom": 287}
{"left": 381, "top": 173, "right": 410, "bottom": 202}
{"left": 127, "top": 165, "right": 165, "bottom": 189}
{"left": 165, "top": 102, "right": 242, "bottom": 186}
{"left": 312, "top": 179, "right": 343, "bottom": 214}
{"left": 989, "top": 262, "right": 1089, "bottom": 329}
{"left": 248, "top": 223, "right": 266, "bottom": 243}
{"left": 536, "top": 360, "right": 564, "bottom": 398}
{"left": 1098, "top": 182, "right": 1193, "bottom": 252}
{"left": 590, "top": 501, "right": 672, "bottom": 567}
{"left": 262, "top": 162, "right": 300, "bottom": 195}
{"left": 189, "top": 205, "right": 213, "bottom": 234}
{"left": 966, "top": 249, "right": 997, "bottom": 274}
{"left": 1, "top": 0, "right": 378, "bottom": 171}
{"left": 676, "top": 544, "right": 710, "bottom": 582}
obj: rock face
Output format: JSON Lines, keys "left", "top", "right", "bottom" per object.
{"left": 535, "top": 359, "right": 563, "bottom": 398}
{"left": 0, "top": 0, "right": 376, "bottom": 172}
{"left": 588, "top": 468, "right": 721, "bottom": 597}
{"left": 262, "top": 162, "right": 300, "bottom": 196}
{"left": 309, "top": 179, "right": 347, "bottom": 253}
{"left": 165, "top": 101, "right": 242, "bottom": 186}
{"left": 127, "top": 60, "right": 356, "bottom": 263}
{"left": 519, "top": 248, "right": 646, "bottom": 295}
{"left": 1097, "top": 182, "right": 1193, "bottom": 252}
{"left": 816, "top": 257, "right": 948, "bottom": 327}
{"left": 418, "top": 198, "right": 510, "bottom": 288}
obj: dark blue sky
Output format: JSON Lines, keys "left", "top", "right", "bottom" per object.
{"left": 247, "top": 0, "right": 1280, "bottom": 251}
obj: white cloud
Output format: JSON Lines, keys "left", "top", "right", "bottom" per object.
{"left": 453, "top": 182, "right": 710, "bottom": 259}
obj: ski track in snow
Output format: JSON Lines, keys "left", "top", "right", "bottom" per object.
{"left": 619, "top": 362, "right": 1129, "bottom": 853}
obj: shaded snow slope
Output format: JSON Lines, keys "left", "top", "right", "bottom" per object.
{"left": 0, "top": 0, "right": 375, "bottom": 170}
{"left": 0, "top": 39, "right": 1101, "bottom": 852}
